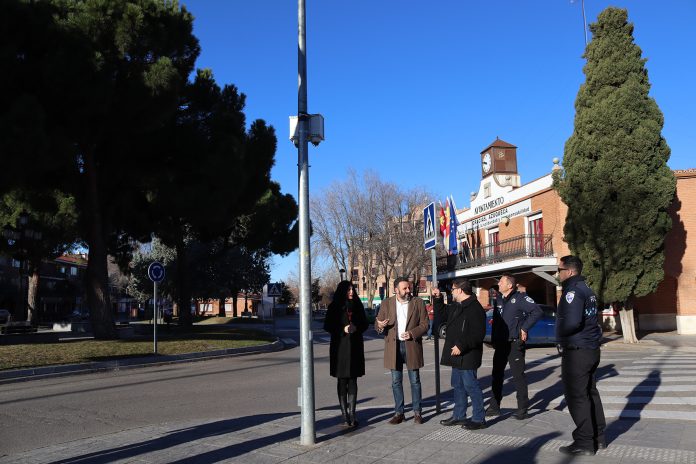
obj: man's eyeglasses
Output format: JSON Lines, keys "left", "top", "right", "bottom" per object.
{"left": 558, "top": 268, "right": 569, "bottom": 271}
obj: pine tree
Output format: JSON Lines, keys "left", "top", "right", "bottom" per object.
{"left": 554, "top": 8, "right": 676, "bottom": 343}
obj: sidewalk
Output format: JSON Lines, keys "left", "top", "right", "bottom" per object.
{"left": 2, "top": 403, "right": 695, "bottom": 463}
{"left": 601, "top": 330, "right": 696, "bottom": 352}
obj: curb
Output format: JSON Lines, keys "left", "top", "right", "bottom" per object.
{"left": 0, "top": 339, "right": 286, "bottom": 385}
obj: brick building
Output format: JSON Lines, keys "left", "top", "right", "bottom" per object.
{"left": 433, "top": 138, "right": 696, "bottom": 335}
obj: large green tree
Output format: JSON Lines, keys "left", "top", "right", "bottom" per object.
{"left": 147, "top": 70, "right": 297, "bottom": 325}
{"left": 554, "top": 7, "right": 676, "bottom": 343}
{"left": 1, "top": 0, "right": 199, "bottom": 338}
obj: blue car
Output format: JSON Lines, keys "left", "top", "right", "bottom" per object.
{"left": 484, "top": 304, "right": 557, "bottom": 346}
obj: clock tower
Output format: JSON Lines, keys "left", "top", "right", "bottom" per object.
{"left": 480, "top": 137, "right": 521, "bottom": 187}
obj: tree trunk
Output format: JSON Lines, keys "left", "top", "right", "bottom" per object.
{"left": 619, "top": 300, "right": 639, "bottom": 343}
{"left": 27, "top": 270, "right": 39, "bottom": 324}
{"left": 83, "top": 147, "right": 117, "bottom": 339}
{"left": 219, "top": 297, "right": 226, "bottom": 317}
{"left": 175, "top": 238, "right": 192, "bottom": 327}
{"left": 232, "top": 293, "right": 238, "bottom": 317}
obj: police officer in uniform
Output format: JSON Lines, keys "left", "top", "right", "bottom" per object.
{"left": 556, "top": 255, "right": 607, "bottom": 456}
{"left": 486, "top": 273, "right": 542, "bottom": 420}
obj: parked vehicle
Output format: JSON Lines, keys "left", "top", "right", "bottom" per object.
{"left": 484, "top": 304, "right": 557, "bottom": 346}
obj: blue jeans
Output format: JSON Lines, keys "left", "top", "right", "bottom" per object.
{"left": 427, "top": 319, "right": 433, "bottom": 338}
{"left": 391, "top": 341, "right": 422, "bottom": 414}
{"left": 451, "top": 367, "right": 485, "bottom": 423}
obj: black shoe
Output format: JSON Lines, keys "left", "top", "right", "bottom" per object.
{"left": 440, "top": 417, "right": 466, "bottom": 426}
{"left": 463, "top": 420, "right": 487, "bottom": 430}
{"left": 559, "top": 444, "right": 595, "bottom": 456}
{"left": 514, "top": 409, "right": 528, "bottom": 420}
{"left": 485, "top": 406, "right": 500, "bottom": 417}
{"left": 596, "top": 439, "right": 607, "bottom": 450}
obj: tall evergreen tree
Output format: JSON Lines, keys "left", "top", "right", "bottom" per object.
{"left": 1, "top": 0, "right": 200, "bottom": 338}
{"left": 554, "top": 7, "right": 676, "bottom": 343}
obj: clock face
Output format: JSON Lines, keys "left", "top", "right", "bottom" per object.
{"left": 482, "top": 152, "right": 492, "bottom": 173}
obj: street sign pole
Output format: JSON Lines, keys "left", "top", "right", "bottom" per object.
{"left": 153, "top": 281, "right": 158, "bottom": 354}
{"left": 431, "top": 248, "right": 441, "bottom": 413}
{"left": 147, "top": 262, "right": 165, "bottom": 355}
{"left": 423, "top": 202, "right": 441, "bottom": 413}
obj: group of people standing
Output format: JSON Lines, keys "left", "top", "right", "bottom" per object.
{"left": 323, "top": 255, "right": 606, "bottom": 456}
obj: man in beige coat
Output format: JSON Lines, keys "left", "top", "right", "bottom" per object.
{"left": 376, "top": 277, "right": 429, "bottom": 424}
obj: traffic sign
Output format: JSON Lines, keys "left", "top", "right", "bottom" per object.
{"left": 423, "top": 202, "right": 436, "bottom": 250}
{"left": 148, "top": 261, "right": 166, "bottom": 283}
{"left": 268, "top": 282, "right": 282, "bottom": 297}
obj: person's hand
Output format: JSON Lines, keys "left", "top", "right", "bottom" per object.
{"left": 451, "top": 345, "right": 461, "bottom": 356}
{"left": 400, "top": 331, "right": 412, "bottom": 340}
{"left": 344, "top": 323, "right": 355, "bottom": 334}
{"left": 431, "top": 287, "right": 441, "bottom": 298}
{"left": 520, "top": 329, "right": 527, "bottom": 342}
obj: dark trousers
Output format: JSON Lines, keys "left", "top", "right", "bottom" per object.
{"left": 561, "top": 347, "right": 606, "bottom": 449}
{"left": 491, "top": 340, "right": 528, "bottom": 410}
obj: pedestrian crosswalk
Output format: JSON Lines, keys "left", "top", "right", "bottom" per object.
{"left": 546, "top": 352, "right": 696, "bottom": 421}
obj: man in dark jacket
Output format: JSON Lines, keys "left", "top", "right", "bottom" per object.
{"left": 556, "top": 255, "right": 606, "bottom": 456}
{"left": 487, "top": 273, "right": 542, "bottom": 420}
{"left": 432, "top": 278, "right": 487, "bottom": 430}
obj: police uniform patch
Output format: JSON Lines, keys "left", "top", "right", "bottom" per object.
{"left": 525, "top": 296, "right": 535, "bottom": 303}
{"left": 565, "top": 291, "right": 575, "bottom": 304}
{"left": 511, "top": 298, "right": 516, "bottom": 304}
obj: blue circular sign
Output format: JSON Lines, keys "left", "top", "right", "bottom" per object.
{"left": 148, "top": 262, "right": 166, "bottom": 283}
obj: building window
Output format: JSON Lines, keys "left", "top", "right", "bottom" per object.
{"left": 488, "top": 228, "right": 500, "bottom": 256}
{"left": 70, "top": 266, "right": 78, "bottom": 276}
{"left": 59, "top": 265, "right": 66, "bottom": 273}
{"left": 484, "top": 182, "right": 491, "bottom": 198}
{"left": 12, "top": 259, "right": 21, "bottom": 268}
{"left": 351, "top": 268, "right": 359, "bottom": 281}
{"left": 528, "top": 214, "right": 544, "bottom": 256}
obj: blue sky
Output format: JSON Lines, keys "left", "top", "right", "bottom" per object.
{"left": 181, "top": 0, "right": 696, "bottom": 282}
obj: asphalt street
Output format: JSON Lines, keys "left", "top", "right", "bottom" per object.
{"left": 2, "top": 315, "right": 696, "bottom": 462}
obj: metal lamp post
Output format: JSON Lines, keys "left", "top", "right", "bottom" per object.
{"left": 291, "top": 0, "right": 324, "bottom": 446}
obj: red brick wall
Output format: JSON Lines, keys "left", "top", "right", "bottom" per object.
{"left": 635, "top": 172, "right": 696, "bottom": 317}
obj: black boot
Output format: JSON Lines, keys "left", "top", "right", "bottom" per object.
{"left": 347, "top": 393, "right": 358, "bottom": 427}
{"left": 338, "top": 393, "right": 349, "bottom": 425}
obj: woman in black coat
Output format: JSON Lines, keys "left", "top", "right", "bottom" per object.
{"left": 323, "top": 280, "right": 368, "bottom": 427}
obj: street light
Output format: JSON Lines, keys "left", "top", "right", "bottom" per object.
{"left": 339, "top": 268, "right": 346, "bottom": 281}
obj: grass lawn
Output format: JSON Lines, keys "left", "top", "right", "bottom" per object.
{"left": 0, "top": 326, "right": 274, "bottom": 371}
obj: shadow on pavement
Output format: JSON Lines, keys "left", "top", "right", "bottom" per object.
{"left": 50, "top": 413, "right": 350, "bottom": 464}
{"left": 604, "top": 368, "right": 660, "bottom": 446}
{"left": 476, "top": 431, "right": 562, "bottom": 464}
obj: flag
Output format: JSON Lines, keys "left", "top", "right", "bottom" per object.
{"left": 438, "top": 201, "right": 446, "bottom": 237}
{"left": 441, "top": 198, "right": 451, "bottom": 253}
{"left": 448, "top": 196, "right": 459, "bottom": 256}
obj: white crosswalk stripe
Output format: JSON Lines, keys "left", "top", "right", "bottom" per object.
{"left": 591, "top": 351, "right": 696, "bottom": 421}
